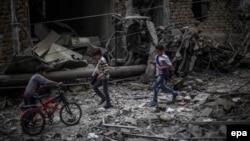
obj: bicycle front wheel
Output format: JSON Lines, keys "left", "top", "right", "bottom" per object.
{"left": 60, "top": 102, "right": 82, "bottom": 125}
{"left": 20, "top": 108, "right": 45, "bottom": 136}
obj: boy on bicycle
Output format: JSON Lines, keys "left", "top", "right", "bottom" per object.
{"left": 23, "top": 65, "right": 62, "bottom": 106}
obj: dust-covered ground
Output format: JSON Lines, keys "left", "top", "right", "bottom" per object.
{"left": 0, "top": 68, "right": 250, "bottom": 141}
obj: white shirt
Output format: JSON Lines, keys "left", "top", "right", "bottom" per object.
{"left": 155, "top": 54, "right": 172, "bottom": 76}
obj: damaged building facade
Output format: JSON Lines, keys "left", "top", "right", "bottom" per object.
{"left": 0, "top": 0, "right": 250, "bottom": 74}
{"left": 1, "top": 0, "right": 250, "bottom": 141}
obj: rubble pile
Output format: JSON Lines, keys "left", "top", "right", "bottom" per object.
{"left": 156, "top": 23, "right": 250, "bottom": 76}
{"left": 0, "top": 2, "right": 250, "bottom": 141}
{"left": 0, "top": 69, "right": 250, "bottom": 140}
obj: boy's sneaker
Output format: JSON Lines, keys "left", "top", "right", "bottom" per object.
{"left": 149, "top": 101, "right": 157, "bottom": 107}
{"left": 104, "top": 104, "right": 113, "bottom": 109}
{"left": 172, "top": 92, "right": 178, "bottom": 102}
{"left": 98, "top": 99, "right": 105, "bottom": 105}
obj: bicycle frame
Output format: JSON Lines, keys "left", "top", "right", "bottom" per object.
{"left": 39, "top": 88, "right": 67, "bottom": 117}
{"left": 40, "top": 97, "right": 60, "bottom": 117}
{"left": 21, "top": 88, "right": 67, "bottom": 122}
{"left": 20, "top": 87, "right": 82, "bottom": 135}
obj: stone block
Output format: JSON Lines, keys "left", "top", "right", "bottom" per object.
{"left": 124, "top": 117, "right": 137, "bottom": 126}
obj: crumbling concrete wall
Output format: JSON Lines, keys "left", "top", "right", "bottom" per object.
{"left": 169, "top": 0, "right": 241, "bottom": 33}
{"left": 0, "top": 0, "right": 31, "bottom": 73}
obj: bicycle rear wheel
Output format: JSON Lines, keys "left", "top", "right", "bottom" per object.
{"left": 60, "top": 102, "right": 82, "bottom": 125}
{"left": 20, "top": 108, "right": 45, "bottom": 136}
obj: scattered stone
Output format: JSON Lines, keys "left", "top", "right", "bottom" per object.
{"left": 188, "top": 125, "right": 202, "bottom": 137}
{"left": 148, "top": 114, "right": 159, "bottom": 124}
{"left": 87, "top": 133, "right": 98, "bottom": 139}
{"left": 177, "top": 101, "right": 187, "bottom": 106}
{"left": 76, "top": 133, "right": 83, "bottom": 138}
{"left": 157, "top": 103, "right": 166, "bottom": 111}
{"left": 204, "top": 101, "right": 217, "bottom": 107}
{"left": 124, "top": 117, "right": 137, "bottom": 126}
{"left": 199, "top": 107, "right": 213, "bottom": 117}
{"left": 103, "top": 130, "right": 114, "bottom": 136}
{"left": 193, "top": 93, "right": 210, "bottom": 104}
{"left": 183, "top": 95, "right": 191, "bottom": 102}
{"left": 120, "top": 128, "right": 130, "bottom": 133}
{"left": 176, "top": 95, "right": 183, "bottom": 102}
{"left": 218, "top": 98, "right": 235, "bottom": 110}
{"left": 179, "top": 91, "right": 188, "bottom": 96}
{"left": 195, "top": 78, "right": 203, "bottom": 84}
{"left": 53, "top": 133, "right": 62, "bottom": 140}
{"left": 160, "top": 113, "right": 174, "bottom": 121}
{"left": 219, "top": 125, "right": 227, "bottom": 136}
{"left": 232, "top": 97, "right": 241, "bottom": 102}
{"left": 122, "top": 105, "right": 132, "bottom": 115}
{"left": 183, "top": 85, "right": 192, "bottom": 92}
{"left": 166, "top": 107, "right": 175, "bottom": 113}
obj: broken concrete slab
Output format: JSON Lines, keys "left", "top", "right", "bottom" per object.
{"left": 71, "top": 36, "right": 101, "bottom": 48}
{"left": 122, "top": 105, "right": 132, "bottom": 115}
{"left": 217, "top": 98, "right": 235, "bottom": 110}
{"left": 51, "top": 60, "right": 88, "bottom": 71}
{"left": 124, "top": 117, "right": 137, "bottom": 126}
{"left": 56, "top": 33, "right": 73, "bottom": 46}
{"left": 199, "top": 107, "right": 213, "bottom": 117}
{"left": 34, "top": 30, "right": 61, "bottom": 57}
{"left": 193, "top": 93, "right": 210, "bottom": 104}
{"left": 44, "top": 43, "right": 83, "bottom": 62}
{"left": 160, "top": 113, "right": 174, "bottom": 121}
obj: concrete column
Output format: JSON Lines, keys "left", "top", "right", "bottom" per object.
{"left": 10, "top": 0, "right": 20, "bottom": 56}
{"left": 163, "top": 0, "right": 170, "bottom": 25}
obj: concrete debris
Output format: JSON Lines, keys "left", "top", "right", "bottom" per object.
{"left": 1, "top": 71, "right": 250, "bottom": 140}
{"left": 217, "top": 98, "right": 235, "bottom": 110}
{"left": 71, "top": 36, "right": 101, "bottom": 47}
{"left": 34, "top": 30, "right": 61, "bottom": 57}
{"left": 44, "top": 43, "right": 83, "bottom": 62}
{"left": 159, "top": 113, "right": 174, "bottom": 121}
{"left": 1, "top": 2, "right": 250, "bottom": 141}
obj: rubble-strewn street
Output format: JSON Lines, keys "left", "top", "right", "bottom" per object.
{"left": 0, "top": 68, "right": 250, "bottom": 141}
{"left": 1, "top": 0, "right": 250, "bottom": 141}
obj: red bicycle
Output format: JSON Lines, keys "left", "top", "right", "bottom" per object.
{"left": 20, "top": 86, "right": 82, "bottom": 135}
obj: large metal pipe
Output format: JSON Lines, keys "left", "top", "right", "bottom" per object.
{"left": 0, "top": 65, "right": 146, "bottom": 86}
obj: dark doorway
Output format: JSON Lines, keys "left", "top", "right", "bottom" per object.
{"left": 192, "top": 0, "right": 208, "bottom": 22}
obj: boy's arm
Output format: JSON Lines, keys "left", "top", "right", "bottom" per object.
{"left": 38, "top": 75, "right": 61, "bottom": 86}
{"left": 149, "top": 60, "right": 156, "bottom": 65}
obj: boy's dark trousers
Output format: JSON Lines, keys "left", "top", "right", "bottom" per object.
{"left": 93, "top": 79, "right": 111, "bottom": 105}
